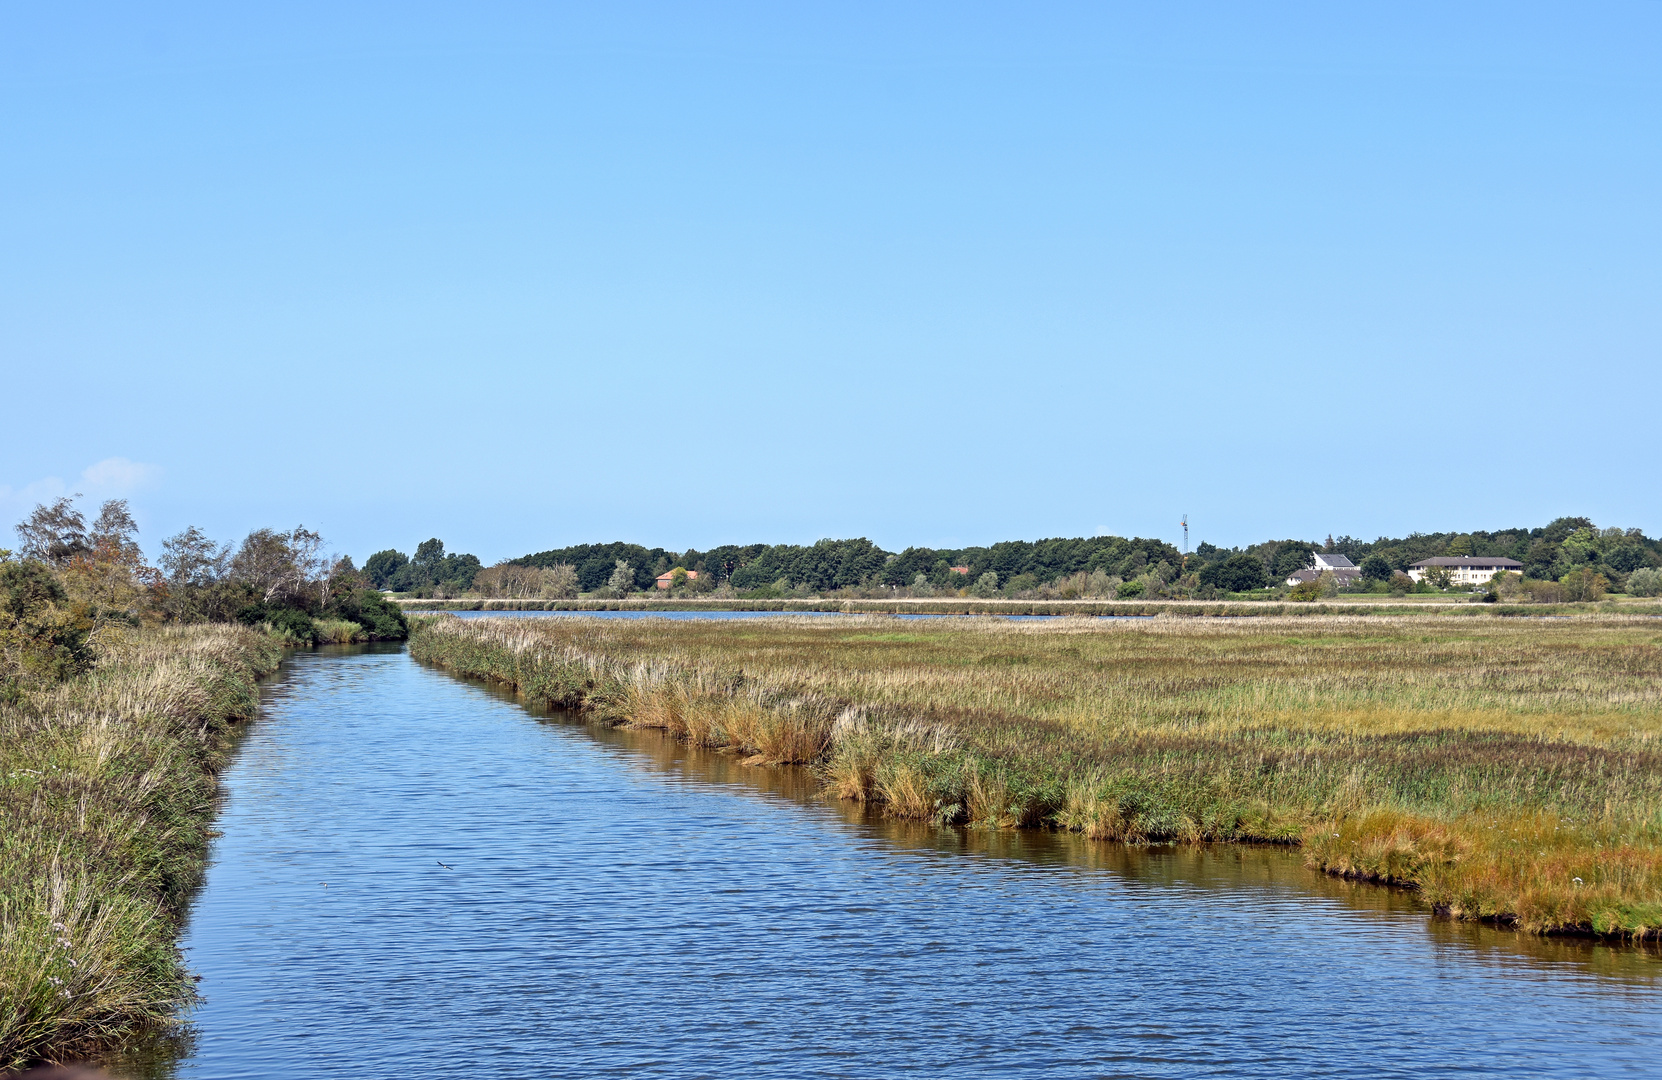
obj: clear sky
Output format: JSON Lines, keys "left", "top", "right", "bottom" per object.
{"left": 3, "top": 3, "right": 1658, "bottom": 565}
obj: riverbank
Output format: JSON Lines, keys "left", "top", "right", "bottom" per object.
{"left": 409, "top": 613, "right": 1662, "bottom": 938}
{"left": 0, "top": 625, "right": 283, "bottom": 1069}
{"left": 396, "top": 596, "right": 1662, "bottom": 617}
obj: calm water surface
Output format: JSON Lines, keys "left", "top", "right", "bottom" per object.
{"left": 154, "top": 645, "right": 1661, "bottom": 1078}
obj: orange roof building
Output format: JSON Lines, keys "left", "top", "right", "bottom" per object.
{"left": 654, "top": 569, "right": 699, "bottom": 590}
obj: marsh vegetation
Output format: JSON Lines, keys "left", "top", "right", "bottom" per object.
{"left": 0, "top": 495, "right": 396, "bottom": 1067}
{"left": 411, "top": 613, "right": 1662, "bottom": 938}
{"left": 0, "top": 625, "right": 280, "bottom": 1068}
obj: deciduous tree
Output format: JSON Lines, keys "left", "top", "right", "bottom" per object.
{"left": 14, "top": 497, "right": 88, "bottom": 566}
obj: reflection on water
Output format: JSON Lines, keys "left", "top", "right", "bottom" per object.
{"left": 142, "top": 646, "right": 1660, "bottom": 1079}
{"left": 564, "top": 690, "right": 1662, "bottom": 986}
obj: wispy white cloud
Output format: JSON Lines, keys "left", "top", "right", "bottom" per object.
{"left": 0, "top": 476, "right": 68, "bottom": 540}
{"left": 80, "top": 457, "right": 162, "bottom": 493}
{"left": 0, "top": 459, "right": 163, "bottom": 533}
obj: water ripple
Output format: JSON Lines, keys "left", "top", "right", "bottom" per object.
{"left": 157, "top": 646, "right": 1662, "bottom": 1080}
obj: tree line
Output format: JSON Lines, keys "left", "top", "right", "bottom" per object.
{"left": 3, "top": 497, "right": 406, "bottom": 697}
{"left": 1188, "top": 517, "right": 1662, "bottom": 596}
{"left": 460, "top": 516, "right": 1659, "bottom": 600}
{"left": 349, "top": 515, "right": 1662, "bottom": 603}
{"left": 497, "top": 534, "right": 1184, "bottom": 597}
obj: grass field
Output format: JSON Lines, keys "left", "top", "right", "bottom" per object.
{"left": 0, "top": 625, "right": 281, "bottom": 1069}
{"left": 411, "top": 613, "right": 1662, "bottom": 938}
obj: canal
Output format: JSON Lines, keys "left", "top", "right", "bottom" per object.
{"left": 149, "top": 644, "right": 1662, "bottom": 1078}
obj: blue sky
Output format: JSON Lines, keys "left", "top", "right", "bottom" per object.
{"left": 3, "top": 3, "right": 1658, "bottom": 564}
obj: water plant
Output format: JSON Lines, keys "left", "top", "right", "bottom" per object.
{"left": 409, "top": 613, "right": 1662, "bottom": 938}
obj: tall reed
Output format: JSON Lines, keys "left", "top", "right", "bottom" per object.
{"left": 0, "top": 625, "right": 282, "bottom": 1068}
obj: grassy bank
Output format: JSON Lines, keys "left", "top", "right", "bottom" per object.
{"left": 410, "top": 613, "right": 1662, "bottom": 938}
{"left": 0, "top": 625, "right": 282, "bottom": 1069}
{"left": 396, "top": 596, "right": 1662, "bottom": 617}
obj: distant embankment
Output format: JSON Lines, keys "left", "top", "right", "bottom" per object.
{"left": 393, "top": 597, "right": 1661, "bottom": 617}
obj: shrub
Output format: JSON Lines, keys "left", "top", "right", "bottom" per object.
{"left": 1521, "top": 579, "right": 1564, "bottom": 604}
{"left": 1626, "top": 567, "right": 1662, "bottom": 597}
{"left": 1488, "top": 571, "right": 1525, "bottom": 602}
{"left": 540, "top": 564, "right": 579, "bottom": 599}
{"left": 335, "top": 588, "right": 408, "bottom": 639}
{"left": 1002, "top": 573, "right": 1039, "bottom": 596}
{"left": 236, "top": 603, "right": 317, "bottom": 644}
{"left": 1559, "top": 567, "right": 1609, "bottom": 603}
{"left": 0, "top": 561, "right": 93, "bottom": 697}
{"left": 972, "top": 572, "right": 999, "bottom": 599}
{"left": 1288, "top": 579, "right": 1323, "bottom": 602}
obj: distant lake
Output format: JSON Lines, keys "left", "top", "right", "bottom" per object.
{"left": 144, "top": 645, "right": 1662, "bottom": 1078}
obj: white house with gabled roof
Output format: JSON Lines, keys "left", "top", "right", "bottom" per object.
{"left": 1286, "top": 552, "right": 1362, "bottom": 587}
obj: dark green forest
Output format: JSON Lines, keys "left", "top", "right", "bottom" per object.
{"left": 509, "top": 535, "right": 1182, "bottom": 594}
{"left": 366, "top": 516, "right": 1662, "bottom": 598}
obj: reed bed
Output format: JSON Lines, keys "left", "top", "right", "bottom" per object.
{"left": 0, "top": 625, "right": 282, "bottom": 1069}
{"left": 410, "top": 613, "right": 1662, "bottom": 938}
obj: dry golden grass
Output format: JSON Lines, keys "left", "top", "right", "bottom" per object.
{"left": 409, "top": 613, "right": 1662, "bottom": 937}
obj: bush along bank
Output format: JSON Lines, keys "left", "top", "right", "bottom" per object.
{"left": 235, "top": 588, "right": 408, "bottom": 646}
{"left": 408, "top": 613, "right": 1662, "bottom": 940}
{"left": 0, "top": 625, "right": 282, "bottom": 1069}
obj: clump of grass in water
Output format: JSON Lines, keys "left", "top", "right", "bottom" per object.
{"left": 311, "top": 618, "right": 367, "bottom": 645}
{"left": 410, "top": 612, "right": 1662, "bottom": 938}
{"left": 0, "top": 625, "right": 282, "bottom": 1069}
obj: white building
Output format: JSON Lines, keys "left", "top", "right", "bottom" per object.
{"left": 1407, "top": 556, "right": 1524, "bottom": 586}
{"left": 1286, "top": 553, "right": 1362, "bottom": 587}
